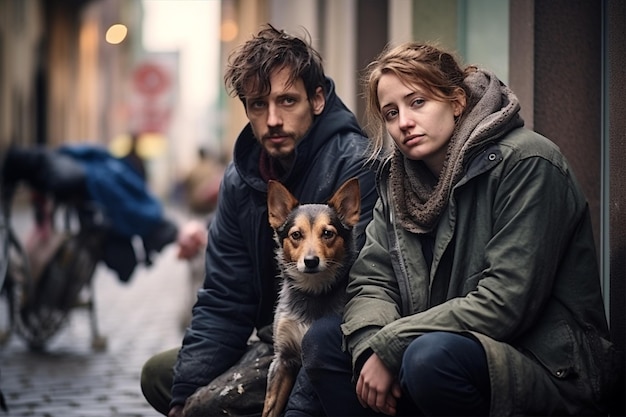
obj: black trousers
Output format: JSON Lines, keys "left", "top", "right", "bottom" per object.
{"left": 287, "top": 315, "right": 491, "bottom": 417}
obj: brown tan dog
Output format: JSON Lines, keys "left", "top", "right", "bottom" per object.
{"left": 262, "top": 178, "right": 361, "bottom": 417}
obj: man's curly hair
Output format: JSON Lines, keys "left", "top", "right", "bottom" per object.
{"left": 224, "top": 24, "right": 326, "bottom": 103}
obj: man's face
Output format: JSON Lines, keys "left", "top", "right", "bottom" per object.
{"left": 245, "top": 67, "right": 325, "bottom": 164}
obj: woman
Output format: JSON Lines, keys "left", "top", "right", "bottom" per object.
{"left": 295, "top": 43, "right": 619, "bottom": 416}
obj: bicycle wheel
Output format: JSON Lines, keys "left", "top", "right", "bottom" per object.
{"left": 14, "top": 232, "right": 99, "bottom": 351}
{"left": 0, "top": 212, "right": 7, "bottom": 294}
{"left": 0, "top": 282, "right": 13, "bottom": 346}
{"left": 0, "top": 193, "right": 10, "bottom": 345}
{"left": 0, "top": 258, "right": 9, "bottom": 346}
{"left": 0, "top": 225, "right": 33, "bottom": 347}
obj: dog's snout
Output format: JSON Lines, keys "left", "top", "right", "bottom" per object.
{"left": 304, "top": 256, "right": 320, "bottom": 269}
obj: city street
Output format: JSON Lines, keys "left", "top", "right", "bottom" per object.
{"left": 0, "top": 207, "right": 192, "bottom": 417}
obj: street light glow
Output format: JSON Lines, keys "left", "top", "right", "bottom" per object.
{"left": 221, "top": 19, "right": 238, "bottom": 42}
{"left": 106, "top": 24, "right": 128, "bottom": 44}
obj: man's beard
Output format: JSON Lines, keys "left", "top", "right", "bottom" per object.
{"left": 263, "top": 130, "right": 296, "bottom": 156}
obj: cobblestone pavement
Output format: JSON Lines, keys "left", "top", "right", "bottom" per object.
{"left": 0, "top": 207, "right": 194, "bottom": 417}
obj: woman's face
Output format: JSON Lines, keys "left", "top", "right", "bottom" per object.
{"left": 377, "top": 73, "right": 463, "bottom": 176}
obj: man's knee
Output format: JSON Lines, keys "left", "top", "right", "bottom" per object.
{"left": 141, "top": 348, "right": 177, "bottom": 389}
{"left": 141, "top": 348, "right": 178, "bottom": 415}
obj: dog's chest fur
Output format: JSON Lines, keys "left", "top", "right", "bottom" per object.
{"left": 274, "top": 273, "right": 348, "bottom": 323}
{"left": 272, "top": 204, "right": 355, "bottom": 323}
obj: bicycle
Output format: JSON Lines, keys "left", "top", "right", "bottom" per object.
{"left": 0, "top": 144, "right": 178, "bottom": 352}
{"left": 0, "top": 181, "right": 107, "bottom": 351}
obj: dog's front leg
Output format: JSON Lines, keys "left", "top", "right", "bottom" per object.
{"left": 262, "top": 317, "right": 305, "bottom": 417}
{"left": 262, "top": 357, "right": 298, "bottom": 417}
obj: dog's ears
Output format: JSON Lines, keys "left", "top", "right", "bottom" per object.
{"left": 328, "top": 177, "right": 361, "bottom": 227}
{"left": 267, "top": 180, "right": 299, "bottom": 229}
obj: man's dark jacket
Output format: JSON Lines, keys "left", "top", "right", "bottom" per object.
{"left": 171, "top": 78, "right": 378, "bottom": 406}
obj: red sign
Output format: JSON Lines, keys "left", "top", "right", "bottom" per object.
{"left": 129, "top": 52, "right": 179, "bottom": 134}
{"left": 133, "top": 62, "right": 171, "bottom": 96}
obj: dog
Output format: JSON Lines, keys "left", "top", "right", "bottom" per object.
{"left": 262, "top": 177, "right": 361, "bottom": 417}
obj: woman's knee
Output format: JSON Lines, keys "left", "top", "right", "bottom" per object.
{"left": 400, "top": 332, "right": 490, "bottom": 413}
{"left": 402, "top": 332, "right": 489, "bottom": 385}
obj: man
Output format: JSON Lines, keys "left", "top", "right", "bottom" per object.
{"left": 140, "top": 24, "right": 377, "bottom": 417}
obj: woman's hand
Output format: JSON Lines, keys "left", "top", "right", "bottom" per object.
{"left": 356, "top": 353, "right": 402, "bottom": 416}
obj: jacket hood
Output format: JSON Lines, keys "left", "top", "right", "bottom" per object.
{"left": 233, "top": 77, "right": 363, "bottom": 192}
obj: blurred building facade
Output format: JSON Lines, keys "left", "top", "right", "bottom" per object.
{"left": 1, "top": 0, "right": 624, "bottom": 406}
{"left": 0, "top": 0, "right": 141, "bottom": 148}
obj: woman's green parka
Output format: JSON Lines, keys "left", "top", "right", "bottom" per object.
{"left": 342, "top": 126, "right": 619, "bottom": 415}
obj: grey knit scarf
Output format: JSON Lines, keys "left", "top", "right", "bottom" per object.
{"left": 389, "top": 69, "right": 524, "bottom": 234}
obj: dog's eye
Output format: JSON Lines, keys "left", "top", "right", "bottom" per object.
{"left": 290, "top": 231, "right": 303, "bottom": 240}
{"left": 322, "top": 230, "right": 336, "bottom": 239}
